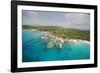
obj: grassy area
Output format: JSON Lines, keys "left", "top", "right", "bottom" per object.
{"left": 22, "top": 25, "right": 90, "bottom": 41}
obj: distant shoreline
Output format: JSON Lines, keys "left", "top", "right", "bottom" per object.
{"left": 22, "top": 25, "right": 90, "bottom": 41}
{"left": 23, "top": 29, "right": 90, "bottom": 44}
{"left": 42, "top": 31, "right": 90, "bottom": 44}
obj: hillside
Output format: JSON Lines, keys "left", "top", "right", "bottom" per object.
{"left": 22, "top": 25, "right": 90, "bottom": 41}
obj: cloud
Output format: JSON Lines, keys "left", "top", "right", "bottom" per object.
{"left": 22, "top": 10, "right": 40, "bottom": 25}
{"left": 22, "top": 10, "right": 90, "bottom": 30}
{"left": 64, "top": 13, "right": 90, "bottom": 30}
{"left": 65, "top": 13, "right": 90, "bottom": 25}
{"left": 28, "top": 11, "right": 39, "bottom": 17}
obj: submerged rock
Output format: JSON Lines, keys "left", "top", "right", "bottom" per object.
{"left": 47, "top": 42, "right": 55, "bottom": 49}
{"left": 56, "top": 42, "right": 63, "bottom": 49}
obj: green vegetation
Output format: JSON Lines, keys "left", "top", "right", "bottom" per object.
{"left": 23, "top": 25, "right": 90, "bottom": 41}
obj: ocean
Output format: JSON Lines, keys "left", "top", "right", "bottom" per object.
{"left": 22, "top": 30, "right": 90, "bottom": 62}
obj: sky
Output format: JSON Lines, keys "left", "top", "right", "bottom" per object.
{"left": 22, "top": 10, "right": 90, "bottom": 30}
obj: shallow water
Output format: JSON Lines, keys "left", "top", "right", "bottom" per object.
{"left": 22, "top": 30, "right": 90, "bottom": 62}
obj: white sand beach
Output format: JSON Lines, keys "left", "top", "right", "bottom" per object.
{"left": 42, "top": 31, "right": 90, "bottom": 45}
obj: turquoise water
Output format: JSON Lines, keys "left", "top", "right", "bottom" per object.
{"left": 22, "top": 30, "right": 90, "bottom": 62}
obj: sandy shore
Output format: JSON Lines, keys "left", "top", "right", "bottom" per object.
{"left": 24, "top": 29, "right": 90, "bottom": 45}
{"left": 42, "top": 31, "right": 90, "bottom": 44}
{"left": 65, "top": 39, "right": 90, "bottom": 44}
{"left": 23, "top": 29, "right": 38, "bottom": 31}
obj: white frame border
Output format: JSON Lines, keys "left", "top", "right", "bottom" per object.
{"left": 17, "top": 5, "right": 94, "bottom": 68}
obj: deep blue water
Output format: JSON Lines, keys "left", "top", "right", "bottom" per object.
{"left": 22, "top": 30, "right": 90, "bottom": 62}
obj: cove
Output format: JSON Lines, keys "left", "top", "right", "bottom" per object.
{"left": 22, "top": 30, "right": 90, "bottom": 62}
